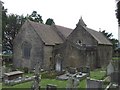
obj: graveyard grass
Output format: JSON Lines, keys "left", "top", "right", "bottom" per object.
{"left": 2, "top": 79, "right": 86, "bottom": 89}
{"left": 2, "top": 68, "right": 106, "bottom": 89}
{"left": 90, "top": 69, "right": 106, "bottom": 80}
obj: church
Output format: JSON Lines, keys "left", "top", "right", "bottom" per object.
{"left": 13, "top": 18, "right": 113, "bottom": 71}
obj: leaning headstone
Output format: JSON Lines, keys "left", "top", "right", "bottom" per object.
{"left": 46, "top": 84, "right": 57, "bottom": 90}
{"left": 86, "top": 78, "right": 103, "bottom": 90}
{"left": 107, "top": 62, "right": 114, "bottom": 76}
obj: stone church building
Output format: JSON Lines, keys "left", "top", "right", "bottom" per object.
{"left": 13, "top": 18, "right": 113, "bottom": 71}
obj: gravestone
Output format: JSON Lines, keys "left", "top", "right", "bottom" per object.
{"left": 73, "top": 76, "right": 79, "bottom": 90}
{"left": 84, "top": 67, "right": 90, "bottom": 77}
{"left": 31, "top": 61, "right": 40, "bottom": 90}
{"left": 86, "top": 78, "right": 103, "bottom": 90}
{"left": 68, "top": 67, "right": 76, "bottom": 74}
{"left": 46, "top": 84, "right": 57, "bottom": 90}
{"left": 55, "top": 54, "right": 62, "bottom": 72}
{"left": 66, "top": 76, "right": 74, "bottom": 90}
{"left": 77, "top": 67, "right": 83, "bottom": 72}
{"left": 110, "top": 71, "right": 120, "bottom": 85}
{"left": 107, "top": 62, "right": 114, "bottom": 76}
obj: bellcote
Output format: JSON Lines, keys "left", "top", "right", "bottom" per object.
{"left": 76, "top": 17, "right": 87, "bottom": 27}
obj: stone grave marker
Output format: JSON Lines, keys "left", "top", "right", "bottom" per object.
{"left": 46, "top": 84, "right": 57, "bottom": 90}
{"left": 68, "top": 67, "right": 76, "bottom": 74}
{"left": 86, "top": 78, "right": 103, "bottom": 90}
{"left": 77, "top": 67, "right": 83, "bottom": 73}
{"left": 107, "top": 62, "right": 114, "bottom": 76}
{"left": 84, "top": 67, "right": 90, "bottom": 77}
{"left": 110, "top": 71, "right": 120, "bottom": 85}
{"left": 73, "top": 76, "right": 80, "bottom": 90}
{"left": 66, "top": 76, "right": 74, "bottom": 90}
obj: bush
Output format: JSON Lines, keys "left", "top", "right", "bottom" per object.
{"left": 41, "top": 71, "right": 57, "bottom": 79}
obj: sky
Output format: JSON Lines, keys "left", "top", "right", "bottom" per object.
{"left": 2, "top": 0, "right": 119, "bottom": 39}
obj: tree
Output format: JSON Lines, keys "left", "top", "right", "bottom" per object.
{"left": 2, "top": 14, "right": 23, "bottom": 54}
{"left": 116, "top": 1, "right": 120, "bottom": 26}
{"left": 45, "top": 18, "right": 55, "bottom": 25}
{"left": 27, "top": 11, "right": 43, "bottom": 23}
{"left": 100, "top": 30, "right": 119, "bottom": 51}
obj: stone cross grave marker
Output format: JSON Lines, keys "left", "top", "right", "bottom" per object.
{"left": 31, "top": 61, "right": 40, "bottom": 90}
{"left": 66, "top": 74, "right": 80, "bottom": 90}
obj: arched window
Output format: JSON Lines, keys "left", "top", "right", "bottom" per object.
{"left": 22, "top": 41, "right": 32, "bottom": 59}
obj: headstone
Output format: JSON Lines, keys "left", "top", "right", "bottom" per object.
{"left": 66, "top": 76, "right": 74, "bottom": 90}
{"left": 86, "top": 78, "right": 103, "bottom": 90}
{"left": 46, "top": 84, "right": 57, "bottom": 90}
{"left": 84, "top": 67, "right": 90, "bottom": 77}
{"left": 77, "top": 67, "right": 83, "bottom": 72}
{"left": 55, "top": 54, "right": 62, "bottom": 72}
{"left": 73, "top": 76, "right": 79, "bottom": 90}
{"left": 68, "top": 67, "right": 76, "bottom": 74}
{"left": 31, "top": 61, "right": 40, "bottom": 90}
{"left": 107, "top": 62, "right": 114, "bottom": 76}
{"left": 110, "top": 71, "right": 120, "bottom": 85}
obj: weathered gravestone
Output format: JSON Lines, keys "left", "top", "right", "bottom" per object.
{"left": 83, "top": 67, "right": 90, "bottom": 77}
{"left": 77, "top": 67, "right": 83, "bottom": 73}
{"left": 66, "top": 74, "right": 80, "bottom": 90}
{"left": 46, "top": 84, "right": 57, "bottom": 90}
{"left": 68, "top": 67, "right": 76, "bottom": 74}
{"left": 55, "top": 54, "right": 62, "bottom": 72}
{"left": 66, "top": 76, "right": 74, "bottom": 90}
{"left": 31, "top": 62, "right": 40, "bottom": 90}
{"left": 107, "top": 62, "right": 114, "bottom": 76}
{"left": 110, "top": 71, "right": 120, "bottom": 85}
{"left": 86, "top": 78, "right": 103, "bottom": 90}
{"left": 73, "top": 76, "right": 80, "bottom": 90}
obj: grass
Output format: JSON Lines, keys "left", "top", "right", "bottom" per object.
{"left": 90, "top": 69, "right": 106, "bottom": 80}
{"left": 2, "top": 69, "right": 106, "bottom": 89}
{"left": 0, "top": 83, "right": 2, "bottom": 89}
{"left": 2, "top": 79, "right": 86, "bottom": 89}
{"left": 112, "top": 57, "right": 120, "bottom": 60}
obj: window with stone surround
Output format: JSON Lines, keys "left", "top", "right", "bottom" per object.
{"left": 22, "top": 41, "right": 32, "bottom": 59}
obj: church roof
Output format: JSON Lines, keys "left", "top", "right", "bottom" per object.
{"left": 27, "top": 20, "right": 63, "bottom": 45}
{"left": 55, "top": 25, "right": 73, "bottom": 38}
{"left": 22, "top": 19, "right": 112, "bottom": 46}
{"left": 84, "top": 27, "right": 112, "bottom": 45}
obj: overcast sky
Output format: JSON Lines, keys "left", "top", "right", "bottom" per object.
{"left": 2, "top": 0, "right": 118, "bottom": 39}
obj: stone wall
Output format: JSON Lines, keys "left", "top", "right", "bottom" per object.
{"left": 13, "top": 21, "right": 44, "bottom": 70}
{"left": 61, "top": 25, "right": 98, "bottom": 69}
{"left": 43, "top": 45, "right": 53, "bottom": 70}
{"left": 97, "top": 45, "right": 113, "bottom": 68}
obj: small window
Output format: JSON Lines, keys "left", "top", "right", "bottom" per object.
{"left": 22, "top": 41, "right": 32, "bottom": 59}
{"left": 76, "top": 40, "right": 82, "bottom": 46}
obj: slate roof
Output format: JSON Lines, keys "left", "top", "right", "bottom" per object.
{"left": 84, "top": 27, "right": 112, "bottom": 45}
{"left": 55, "top": 25, "right": 73, "bottom": 38}
{"left": 24, "top": 19, "right": 112, "bottom": 46}
{"left": 28, "top": 20, "right": 63, "bottom": 45}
